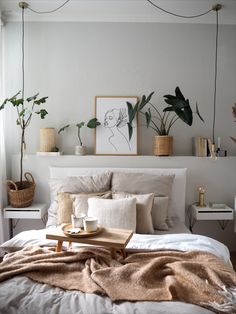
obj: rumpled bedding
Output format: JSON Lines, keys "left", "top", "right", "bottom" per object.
{"left": 0, "top": 230, "right": 234, "bottom": 314}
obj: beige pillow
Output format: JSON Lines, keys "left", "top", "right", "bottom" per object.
{"left": 112, "top": 192, "right": 154, "bottom": 234}
{"left": 56, "top": 191, "right": 111, "bottom": 225}
{"left": 87, "top": 198, "right": 136, "bottom": 231}
{"left": 111, "top": 172, "right": 174, "bottom": 197}
{"left": 152, "top": 196, "right": 169, "bottom": 231}
{"left": 47, "top": 171, "right": 112, "bottom": 227}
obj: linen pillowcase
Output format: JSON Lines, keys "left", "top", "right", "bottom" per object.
{"left": 152, "top": 196, "right": 170, "bottom": 231}
{"left": 46, "top": 171, "right": 112, "bottom": 227}
{"left": 111, "top": 172, "right": 174, "bottom": 197}
{"left": 112, "top": 192, "right": 154, "bottom": 234}
{"left": 87, "top": 198, "right": 136, "bottom": 231}
{"left": 57, "top": 191, "right": 111, "bottom": 225}
{"left": 111, "top": 172, "right": 175, "bottom": 228}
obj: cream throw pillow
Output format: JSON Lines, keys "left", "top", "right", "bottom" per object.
{"left": 87, "top": 198, "right": 136, "bottom": 231}
{"left": 112, "top": 192, "right": 154, "bottom": 234}
{"left": 47, "top": 171, "right": 112, "bottom": 227}
{"left": 56, "top": 191, "right": 111, "bottom": 225}
{"left": 111, "top": 172, "right": 174, "bottom": 197}
{"left": 152, "top": 196, "right": 169, "bottom": 231}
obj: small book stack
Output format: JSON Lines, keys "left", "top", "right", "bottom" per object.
{"left": 193, "top": 136, "right": 207, "bottom": 157}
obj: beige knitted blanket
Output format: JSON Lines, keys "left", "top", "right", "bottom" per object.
{"left": 1, "top": 246, "right": 236, "bottom": 313}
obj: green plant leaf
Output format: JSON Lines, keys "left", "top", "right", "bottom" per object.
{"left": 87, "top": 118, "right": 100, "bottom": 128}
{"left": 196, "top": 102, "right": 204, "bottom": 122}
{"left": 175, "top": 86, "right": 185, "bottom": 101}
{"left": 145, "top": 109, "right": 151, "bottom": 128}
{"left": 127, "top": 122, "right": 133, "bottom": 141}
{"left": 35, "top": 109, "right": 48, "bottom": 119}
{"left": 127, "top": 102, "right": 135, "bottom": 123}
{"left": 76, "top": 122, "right": 85, "bottom": 129}
{"left": 164, "top": 98, "right": 188, "bottom": 109}
{"left": 19, "top": 109, "right": 26, "bottom": 117}
{"left": 34, "top": 96, "right": 48, "bottom": 105}
{"left": 27, "top": 93, "right": 39, "bottom": 102}
{"left": 58, "top": 124, "right": 70, "bottom": 134}
{"left": 10, "top": 98, "right": 24, "bottom": 107}
{"left": 139, "top": 92, "right": 154, "bottom": 110}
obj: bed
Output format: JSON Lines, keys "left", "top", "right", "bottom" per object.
{"left": 0, "top": 167, "right": 235, "bottom": 314}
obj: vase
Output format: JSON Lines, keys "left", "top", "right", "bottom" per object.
{"left": 75, "top": 145, "right": 86, "bottom": 155}
{"left": 153, "top": 135, "right": 173, "bottom": 156}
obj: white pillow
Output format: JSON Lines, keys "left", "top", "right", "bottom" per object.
{"left": 112, "top": 192, "right": 154, "bottom": 234}
{"left": 87, "top": 198, "right": 136, "bottom": 231}
{"left": 46, "top": 171, "right": 112, "bottom": 227}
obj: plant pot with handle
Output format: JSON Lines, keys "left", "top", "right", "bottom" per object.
{"left": 153, "top": 135, "right": 173, "bottom": 156}
{"left": 7, "top": 172, "right": 35, "bottom": 208}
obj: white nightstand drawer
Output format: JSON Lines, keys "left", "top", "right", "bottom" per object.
{"left": 192, "top": 206, "right": 234, "bottom": 220}
{"left": 4, "top": 203, "right": 47, "bottom": 219}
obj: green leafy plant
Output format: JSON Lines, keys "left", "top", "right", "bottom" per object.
{"left": 230, "top": 103, "right": 236, "bottom": 143}
{"left": 0, "top": 91, "right": 48, "bottom": 187}
{"left": 58, "top": 118, "right": 100, "bottom": 146}
{"left": 127, "top": 86, "right": 204, "bottom": 140}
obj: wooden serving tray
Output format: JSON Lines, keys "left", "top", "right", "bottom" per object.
{"left": 62, "top": 223, "right": 103, "bottom": 238}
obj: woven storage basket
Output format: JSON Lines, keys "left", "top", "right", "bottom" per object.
{"left": 7, "top": 172, "right": 35, "bottom": 208}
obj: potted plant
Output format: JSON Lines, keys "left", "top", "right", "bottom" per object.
{"left": 58, "top": 118, "right": 100, "bottom": 155}
{"left": 0, "top": 91, "right": 48, "bottom": 207}
{"left": 127, "top": 86, "right": 204, "bottom": 156}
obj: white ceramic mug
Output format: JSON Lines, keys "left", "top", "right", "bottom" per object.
{"left": 83, "top": 216, "right": 98, "bottom": 232}
{"left": 71, "top": 213, "right": 86, "bottom": 228}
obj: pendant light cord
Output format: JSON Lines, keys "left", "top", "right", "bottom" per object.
{"left": 212, "top": 9, "right": 219, "bottom": 145}
{"left": 28, "top": 0, "right": 71, "bottom": 14}
{"left": 21, "top": 6, "right": 25, "bottom": 99}
{"left": 146, "top": 0, "right": 213, "bottom": 19}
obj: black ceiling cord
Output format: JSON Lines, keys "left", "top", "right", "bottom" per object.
{"left": 146, "top": 0, "right": 213, "bottom": 19}
{"left": 27, "top": 0, "right": 71, "bottom": 14}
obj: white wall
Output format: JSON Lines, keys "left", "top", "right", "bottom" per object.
{"left": 2, "top": 21, "right": 236, "bottom": 249}
{"left": 3, "top": 22, "right": 236, "bottom": 158}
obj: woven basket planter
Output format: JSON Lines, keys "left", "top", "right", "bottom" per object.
{"left": 7, "top": 172, "right": 35, "bottom": 208}
{"left": 153, "top": 135, "right": 173, "bottom": 156}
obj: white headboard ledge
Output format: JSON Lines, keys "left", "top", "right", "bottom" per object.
{"left": 49, "top": 167, "right": 187, "bottom": 222}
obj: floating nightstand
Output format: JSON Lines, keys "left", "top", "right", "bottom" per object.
{"left": 188, "top": 203, "right": 234, "bottom": 232}
{"left": 4, "top": 203, "right": 47, "bottom": 238}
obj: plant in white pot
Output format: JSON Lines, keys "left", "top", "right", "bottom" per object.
{"left": 0, "top": 91, "right": 48, "bottom": 207}
{"left": 58, "top": 118, "right": 100, "bottom": 155}
{"left": 127, "top": 86, "right": 204, "bottom": 156}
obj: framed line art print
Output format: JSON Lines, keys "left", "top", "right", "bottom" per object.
{"left": 94, "top": 96, "right": 138, "bottom": 155}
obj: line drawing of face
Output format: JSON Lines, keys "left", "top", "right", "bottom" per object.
{"left": 103, "top": 110, "right": 118, "bottom": 128}
{"left": 103, "top": 108, "right": 128, "bottom": 129}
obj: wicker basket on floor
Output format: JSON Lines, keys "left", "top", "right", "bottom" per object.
{"left": 7, "top": 172, "right": 35, "bottom": 208}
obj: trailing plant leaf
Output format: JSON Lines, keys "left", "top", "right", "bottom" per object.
{"left": 58, "top": 124, "right": 70, "bottom": 134}
{"left": 26, "top": 93, "right": 39, "bottom": 102}
{"left": 34, "top": 96, "right": 48, "bottom": 105}
{"left": 87, "top": 118, "right": 100, "bottom": 128}
{"left": 76, "top": 122, "right": 85, "bottom": 129}
{"left": 36, "top": 109, "right": 48, "bottom": 119}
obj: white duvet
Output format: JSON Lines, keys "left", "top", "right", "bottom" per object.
{"left": 0, "top": 229, "right": 231, "bottom": 314}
